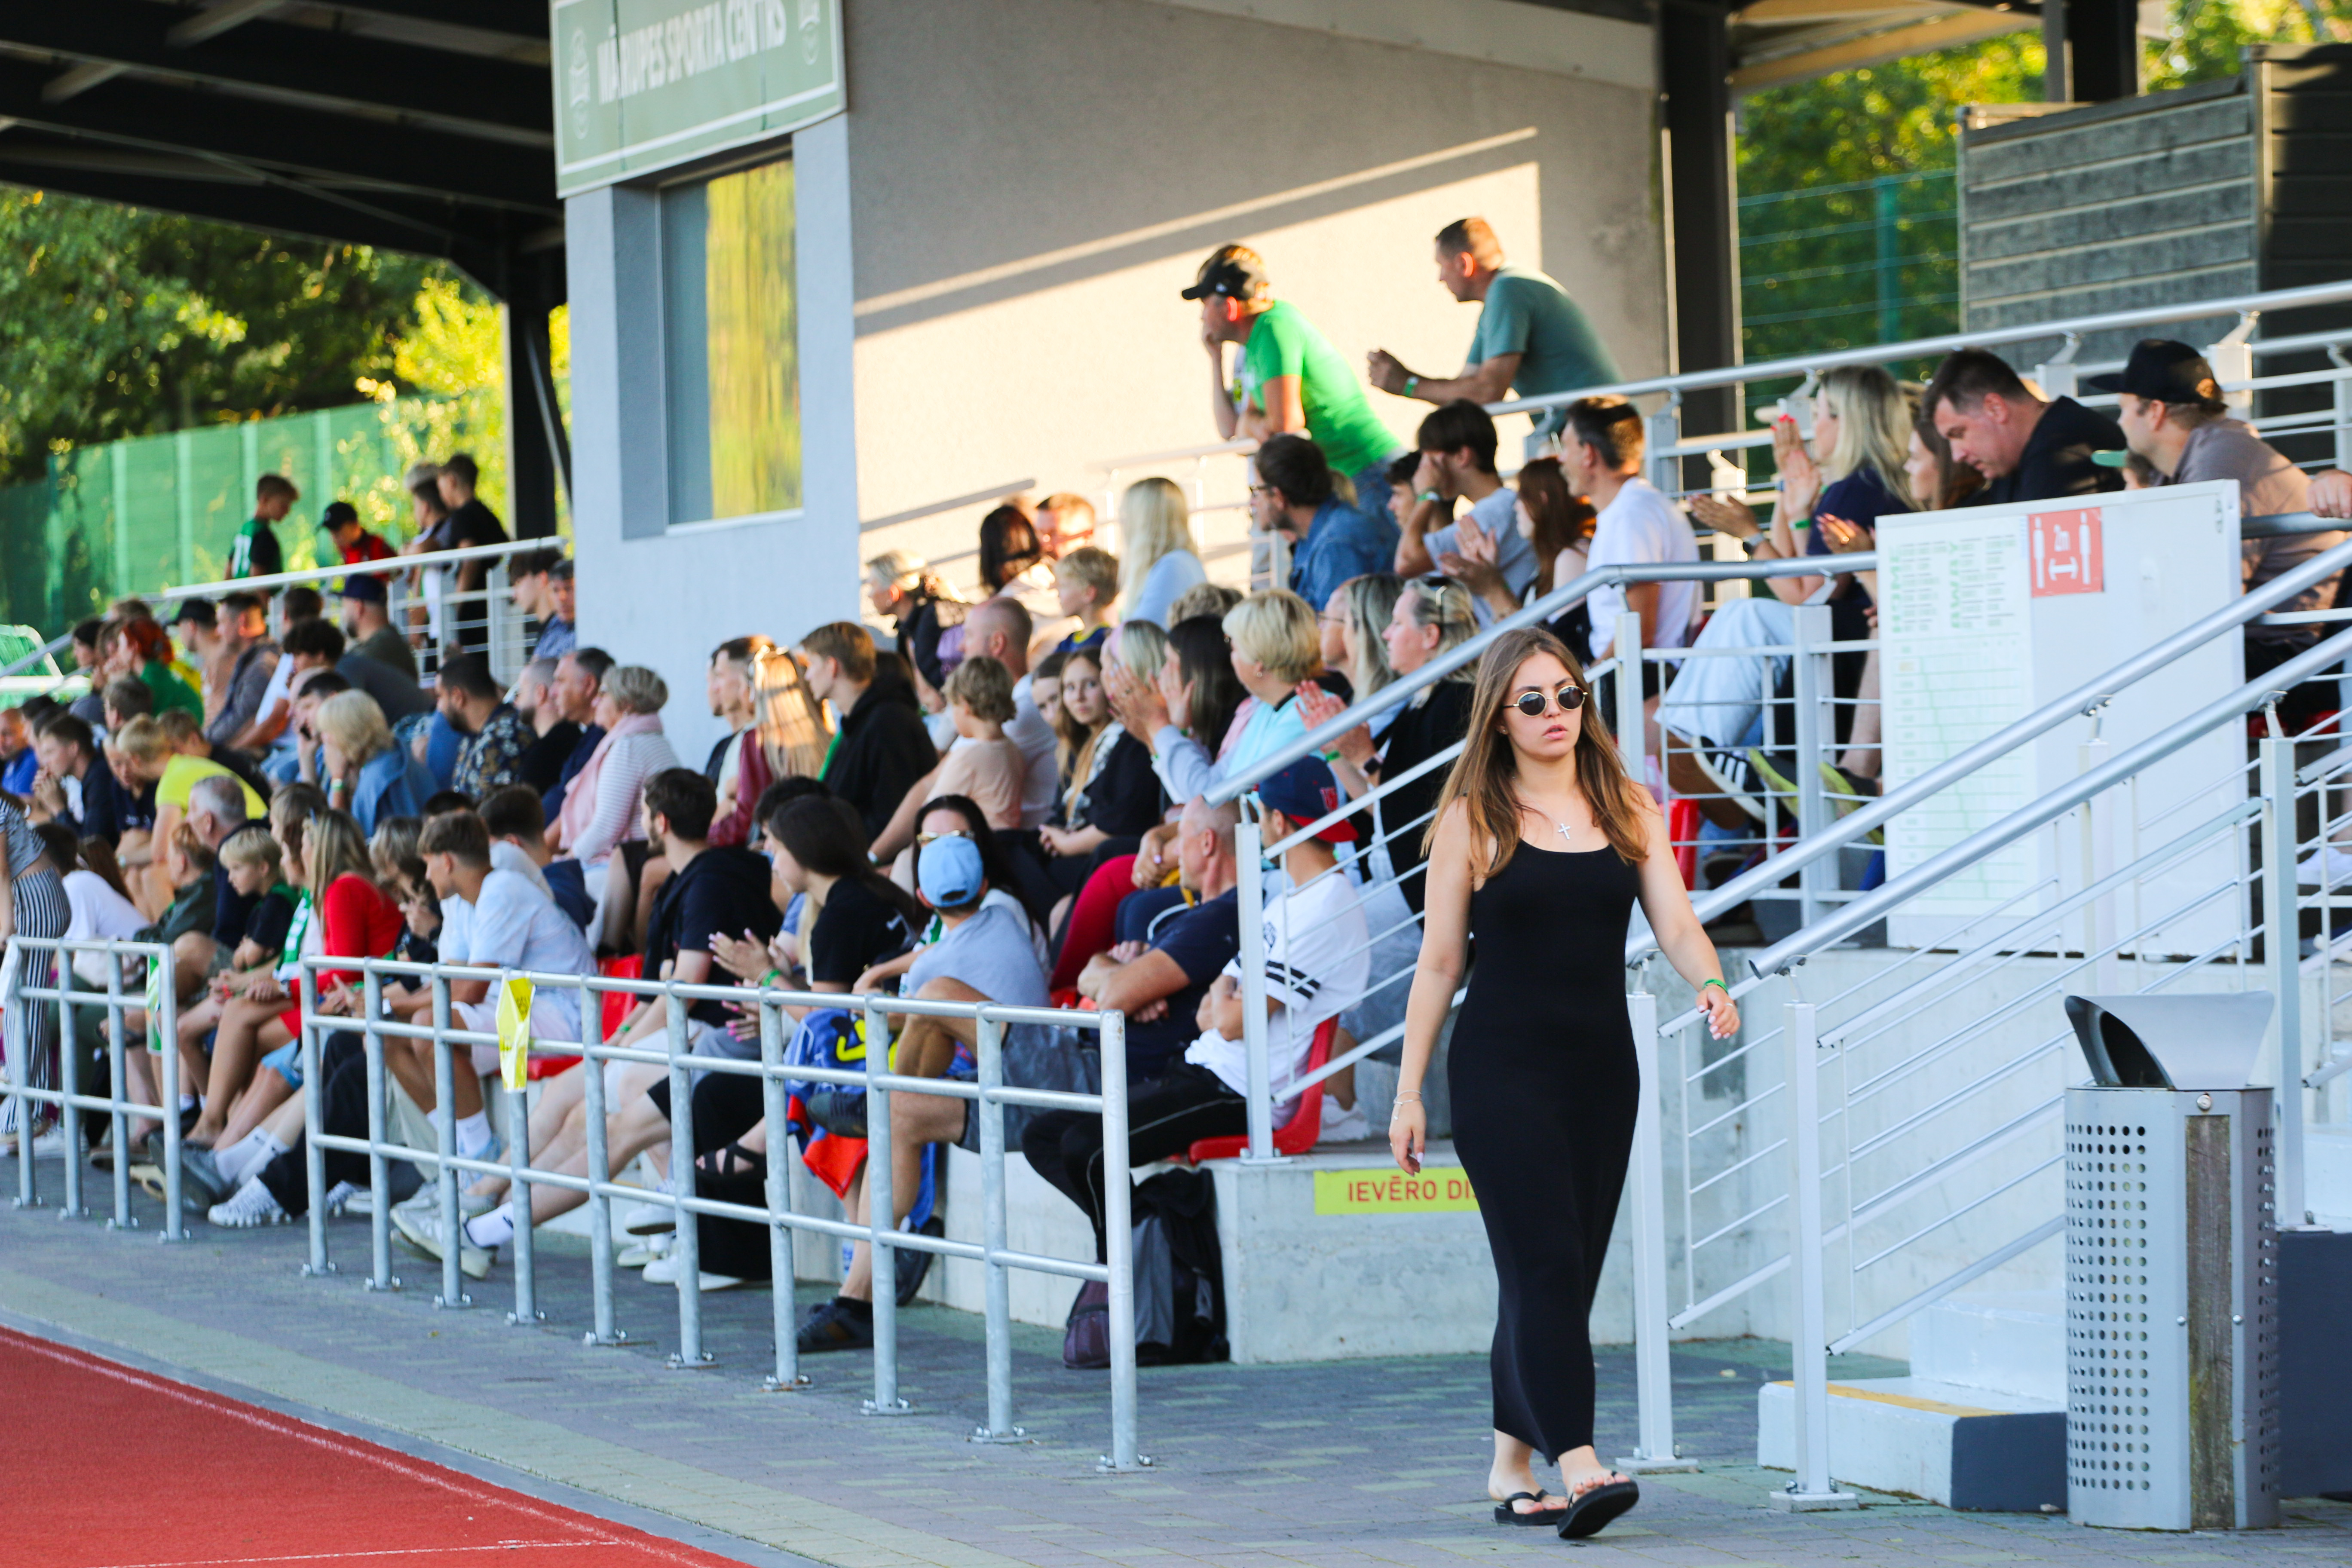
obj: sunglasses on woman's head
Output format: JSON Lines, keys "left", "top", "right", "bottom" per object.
{"left": 915, "top": 827, "right": 973, "bottom": 847}
{"left": 1513, "top": 683, "right": 1586, "bottom": 718}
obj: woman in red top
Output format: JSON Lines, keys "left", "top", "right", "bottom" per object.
{"left": 187, "top": 807, "right": 401, "bottom": 1174}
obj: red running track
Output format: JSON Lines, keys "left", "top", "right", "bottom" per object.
{"left": 0, "top": 1325, "right": 754, "bottom": 1568}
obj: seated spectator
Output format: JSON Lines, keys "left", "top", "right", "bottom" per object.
{"left": 549, "top": 663, "right": 679, "bottom": 916}
{"left": 543, "top": 646, "right": 615, "bottom": 814}
{"left": 1926, "top": 346, "right": 2124, "bottom": 505}
{"left": 1118, "top": 478, "right": 1207, "bottom": 628}
{"left": 870, "top": 598, "right": 1057, "bottom": 866}
{"left": 1298, "top": 577, "right": 1478, "bottom": 914}
{"left": 1396, "top": 400, "right": 1535, "bottom": 610}
{"left": 1367, "top": 216, "right": 1621, "bottom": 433}
{"left": 979, "top": 505, "right": 1055, "bottom": 614}
{"left": 336, "top": 573, "right": 418, "bottom": 683}
{"left": 1023, "top": 757, "right": 1368, "bottom": 1262}
{"left": 797, "top": 831, "right": 1051, "bottom": 1349}
{"left": 110, "top": 715, "right": 266, "bottom": 913}
{"left": 1253, "top": 433, "right": 1400, "bottom": 614}
{"left": 1564, "top": 396, "right": 1700, "bottom": 690}
{"left": 1322, "top": 576, "right": 1402, "bottom": 710}
{"left": 316, "top": 690, "right": 434, "bottom": 837}
{"left": 1191, "top": 242, "right": 1406, "bottom": 523}
{"left": 66, "top": 616, "right": 108, "bottom": 728}
{"left": 202, "top": 592, "right": 279, "bottom": 752}
{"left": 505, "top": 548, "right": 567, "bottom": 659}
{"left": 158, "top": 709, "right": 273, "bottom": 811}
{"left": 1019, "top": 637, "right": 1167, "bottom": 905}
{"left": 481, "top": 783, "right": 595, "bottom": 930}
{"left": 438, "top": 653, "right": 530, "bottom": 797}
{"left": 866, "top": 793, "right": 1050, "bottom": 971}
{"left": 509, "top": 657, "right": 579, "bottom": 795}
{"left": 2090, "top": 337, "right": 2337, "bottom": 698}
{"left": 105, "top": 616, "right": 202, "bottom": 724}
{"left": 1052, "top": 545, "right": 1121, "bottom": 655}
{"left": 2314, "top": 470, "right": 2352, "bottom": 519}
{"left": 159, "top": 773, "right": 260, "bottom": 1001}
{"left": 1093, "top": 613, "right": 1243, "bottom": 913}
{"left": 702, "top": 636, "right": 781, "bottom": 848}
{"left": 539, "top": 558, "right": 578, "bottom": 660}
{"left": 1167, "top": 580, "right": 1242, "bottom": 625}
{"left": 28, "top": 713, "right": 131, "bottom": 848}
{"left": 0, "top": 704, "right": 34, "bottom": 797}
{"left": 322, "top": 499, "right": 396, "bottom": 582}
{"left": 1670, "top": 365, "right": 1915, "bottom": 820}
{"left": 802, "top": 621, "right": 938, "bottom": 840}
{"left": 282, "top": 616, "right": 433, "bottom": 724}
{"left": 1067, "top": 794, "right": 1244, "bottom": 1076}
{"left": 867, "top": 551, "right": 962, "bottom": 696}
{"left": 102, "top": 673, "right": 155, "bottom": 741}
{"left": 1035, "top": 492, "right": 1099, "bottom": 559}
{"left": 1148, "top": 588, "right": 1321, "bottom": 809}
{"left": 277, "top": 668, "right": 349, "bottom": 788}
{"left": 930, "top": 656, "right": 1028, "bottom": 832}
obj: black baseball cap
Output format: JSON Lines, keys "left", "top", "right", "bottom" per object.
{"left": 337, "top": 571, "right": 388, "bottom": 604}
{"left": 167, "top": 598, "right": 215, "bottom": 628}
{"left": 2084, "top": 338, "right": 2223, "bottom": 404}
{"left": 320, "top": 500, "right": 360, "bottom": 530}
{"left": 1181, "top": 244, "right": 1270, "bottom": 302}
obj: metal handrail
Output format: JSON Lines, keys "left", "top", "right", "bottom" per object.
{"left": 0, "top": 631, "right": 72, "bottom": 681}
{"left": 150, "top": 536, "right": 561, "bottom": 601}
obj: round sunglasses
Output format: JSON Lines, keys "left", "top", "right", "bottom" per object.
{"left": 1513, "top": 682, "right": 1587, "bottom": 718}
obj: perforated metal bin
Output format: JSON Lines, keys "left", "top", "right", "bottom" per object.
{"left": 2063, "top": 995, "right": 2281, "bottom": 1531}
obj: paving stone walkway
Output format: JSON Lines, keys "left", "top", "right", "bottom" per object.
{"left": 1, "top": 1158, "right": 2344, "bottom": 1568}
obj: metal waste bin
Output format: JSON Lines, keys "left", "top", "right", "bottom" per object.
{"left": 2063, "top": 994, "right": 2280, "bottom": 1531}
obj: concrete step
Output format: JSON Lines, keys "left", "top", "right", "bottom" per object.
{"left": 1758, "top": 1377, "right": 2064, "bottom": 1511}
{"left": 1909, "top": 1291, "right": 2064, "bottom": 1403}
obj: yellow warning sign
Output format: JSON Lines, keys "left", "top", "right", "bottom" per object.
{"left": 1313, "top": 1168, "right": 1480, "bottom": 1215}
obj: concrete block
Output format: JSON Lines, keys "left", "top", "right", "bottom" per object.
{"left": 1910, "top": 1292, "right": 2065, "bottom": 1403}
{"left": 1758, "top": 1378, "right": 2065, "bottom": 1511}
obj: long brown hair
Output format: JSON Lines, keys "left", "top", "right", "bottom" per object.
{"left": 1513, "top": 458, "right": 1597, "bottom": 596}
{"left": 1426, "top": 626, "right": 1652, "bottom": 874}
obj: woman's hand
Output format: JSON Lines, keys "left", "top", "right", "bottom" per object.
{"left": 710, "top": 929, "right": 770, "bottom": 983}
{"left": 1106, "top": 662, "right": 1170, "bottom": 739}
{"left": 1700, "top": 984, "right": 1740, "bottom": 1041}
{"left": 1038, "top": 824, "right": 1073, "bottom": 858}
{"left": 1133, "top": 822, "right": 1179, "bottom": 889}
{"left": 1816, "top": 513, "right": 1874, "bottom": 555}
{"left": 1688, "top": 494, "right": 1761, "bottom": 540}
{"left": 766, "top": 930, "right": 797, "bottom": 975}
{"left": 1389, "top": 1096, "right": 1427, "bottom": 1174}
{"left": 1777, "top": 423, "right": 1823, "bottom": 521}
{"left": 1294, "top": 683, "right": 1376, "bottom": 771}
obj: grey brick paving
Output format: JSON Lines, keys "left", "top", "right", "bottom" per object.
{"left": 0, "top": 1156, "right": 2345, "bottom": 1568}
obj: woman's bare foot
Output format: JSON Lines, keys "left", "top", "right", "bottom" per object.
{"left": 1555, "top": 1445, "right": 1629, "bottom": 1501}
{"left": 1487, "top": 1475, "right": 1565, "bottom": 1519}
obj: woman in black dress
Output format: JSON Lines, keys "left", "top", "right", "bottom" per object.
{"left": 1391, "top": 626, "right": 1739, "bottom": 1539}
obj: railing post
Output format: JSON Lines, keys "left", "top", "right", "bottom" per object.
{"left": 504, "top": 1003, "right": 540, "bottom": 1328}
{"left": 2078, "top": 729, "right": 2117, "bottom": 992}
{"left": 58, "top": 954, "right": 84, "bottom": 1219}
{"left": 6, "top": 941, "right": 28, "bottom": 1210}
{"left": 1613, "top": 609, "right": 1645, "bottom": 795}
{"left": 1646, "top": 396, "right": 1682, "bottom": 498}
{"left": 299, "top": 1000, "right": 331, "bottom": 1277}
{"left": 429, "top": 971, "right": 470, "bottom": 1309}
{"left": 361, "top": 971, "right": 394, "bottom": 1288}
{"left": 1099, "top": 1008, "right": 1145, "bottom": 1472}
{"left": 861, "top": 997, "right": 909, "bottom": 1413}
{"left": 1771, "top": 1000, "right": 1856, "bottom": 1511}
{"left": 1791, "top": 602, "right": 1834, "bottom": 928}
{"left": 104, "top": 951, "right": 131, "bottom": 1230}
{"left": 665, "top": 995, "right": 712, "bottom": 1369}
{"left": 1235, "top": 815, "right": 1280, "bottom": 1163}
{"left": 973, "top": 1010, "right": 1021, "bottom": 1442}
{"left": 1617, "top": 991, "right": 1694, "bottom": 1473}
{"left": 155, "top": 940, "right": 184, "bottom": 1243}
{"left": 2262, "top": 735, "right": 2310, "bottom": 1226}
{"left": 758, "top": 994, "right": 806, "bottom": 1390}
{"left": 580, "top": 984, "right": 622, "bottom": 1345}
{"left": 484, "top": 559, "right": 514, "bottom": 684}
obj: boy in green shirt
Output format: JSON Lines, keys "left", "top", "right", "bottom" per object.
{"left": 1187, "top": 244, "right": 1406, "bottom": 524}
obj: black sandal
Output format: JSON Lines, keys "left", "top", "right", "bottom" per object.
{"left": 696, "top": 1142, "right": 767, "bottom": 1183}
{"left": 1491, "top": 1491, "right": 1561, "bottom": 1525}
{"left": 1557, "top": 1476, "right": 1639, "bottom": 1539}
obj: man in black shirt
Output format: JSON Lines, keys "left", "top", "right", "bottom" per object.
{"left": 1925, "top": 347, "right": 2125, "bottom": 508}
{"left": 430, "top": 453, "right": 510, "bottom": 655}
{"left": 28, "top": 713, "right": 131, "bottom": 848}
{"left": 801, "top": 620, "right": 939, "bottom": 839}
{"left": 511, "top": 657, "right": 584, "bottom": 796}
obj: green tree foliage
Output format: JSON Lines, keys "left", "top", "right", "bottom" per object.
{"left": 0, "top": 187, "right": 482, "bottom": 484}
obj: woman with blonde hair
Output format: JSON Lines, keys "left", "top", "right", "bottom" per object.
{"left": 1393, "top": 626, "right": 1736, "bottom": 1538}
{"left": 1317, "top": 573, "right": 1403, "bottom": 706}
{"left": 315, "top": 689, "right": 433, "bottom": 837}
{"left": 1116, "top": 478, "right": 1207, "bottom": 627}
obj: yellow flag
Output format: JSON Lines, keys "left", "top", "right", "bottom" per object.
{"left": 495, "top": 974, "right": 533, "bottom": 1092}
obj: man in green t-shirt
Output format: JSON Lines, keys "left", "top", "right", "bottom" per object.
{"left": 1187, "top": 244, "right": 1407, "bottom": 524}
{"left": 1366, "top": 217, "right": 1620, "bottom": 441}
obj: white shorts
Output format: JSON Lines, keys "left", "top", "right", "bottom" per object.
{"left": 456, "top": 994, "right": 582, "bottom": 1078}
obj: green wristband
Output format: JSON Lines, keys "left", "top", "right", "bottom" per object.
{"left": 1699, "top": 978, "right": 1729, "bottom": 997}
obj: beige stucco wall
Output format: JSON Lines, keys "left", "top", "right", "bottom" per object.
{"left": 844, "top": 0, "right": 1666, "bottom": 604}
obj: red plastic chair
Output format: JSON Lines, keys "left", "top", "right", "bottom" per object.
{"left": 1184, "top": 1017, "right": 1339, "bottom": 1163}
{"left": 1668, "top": 798, "right": 1700, "bottom": 889}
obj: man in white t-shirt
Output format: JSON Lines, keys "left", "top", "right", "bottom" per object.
{"left": 1022, "top": 756, "right": 1368, "bottom": 1259}
{"left": 1396, "top": 400, "right": 1536, "bottom": 617}
{"left": 1569, "top": 396, "right": 1699, "bottom": 672}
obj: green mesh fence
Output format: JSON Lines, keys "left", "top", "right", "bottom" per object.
{"left": 0, "top": 391, "right": 501, "bottom": 639}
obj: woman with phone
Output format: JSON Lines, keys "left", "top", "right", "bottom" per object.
{"left": 1390, "top": 626, "right": 1738, "bottom": 1539}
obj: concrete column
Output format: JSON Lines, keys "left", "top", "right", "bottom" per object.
{"left": 2044, "top": 0, "right": 2141, "bottom": 103}
{"left": 1657, "top": 0, "right": 1740, "bottom": 458}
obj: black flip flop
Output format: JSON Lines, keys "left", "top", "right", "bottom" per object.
{"left": 1491, "top": 1490, "right": 1560, "bottom": 1526}
{"left": 1557, "top": 1478, "right": 1639, "bottom": 1539}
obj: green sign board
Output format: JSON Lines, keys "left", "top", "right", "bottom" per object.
{"left": 550, "top": 0, "right": 844, "bottom": 199}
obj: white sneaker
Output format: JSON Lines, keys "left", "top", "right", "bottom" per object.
{"left": 2299, "top": 843, "right": 2352, "bottom": 889}
{"left": 1319, "top": 1097, "right": 1371, "bottom": 1143}
{"left": 641, "top": 1250, "right": 743, "bottom": 1291}
{"left": 209, "top": 1177, "right": 290, "bottom": 1228}
{"left": 616, "top": 1232, "right": 672, "bottom": 1269}
{"left": 622, "top": 1200, "right": 677, "bottom": 1236}
{"left": 324, "top": 1181, "right": 361, "bottom": 1216}
{"left": 395, "top": 1182, "right": 495, "bottom": 1222}
{"left": 392, "top": 1201, "right": 493, "bottom": 1280}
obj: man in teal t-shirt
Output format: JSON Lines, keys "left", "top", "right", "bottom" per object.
{"left": 1187, "top": 243, "right": 1406, "bottom": 524}
{"left": 1367, "top": 217, "right": 1620, "bottom": 440}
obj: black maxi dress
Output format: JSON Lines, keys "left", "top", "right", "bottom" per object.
{"left": 1449, "top": 839, "right": 1642, "bottom": 1460}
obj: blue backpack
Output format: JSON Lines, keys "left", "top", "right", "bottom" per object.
{"left": 785, "top": 1007, "right": 874, "bottom": 1137}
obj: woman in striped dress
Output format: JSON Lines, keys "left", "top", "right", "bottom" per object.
{"left": 0, "top": 793, "right": 70, "bottom": 1137}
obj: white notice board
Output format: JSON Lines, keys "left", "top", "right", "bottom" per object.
{"left": 1879, "top": 481, "right": 2243, "bottom": 953}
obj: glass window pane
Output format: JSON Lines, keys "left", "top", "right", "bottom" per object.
{"left": 663, "top": 156, "right": 799, "bottom": 526}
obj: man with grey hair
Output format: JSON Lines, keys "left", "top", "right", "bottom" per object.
{"left": 173, "top": 772, "right": 257, "bottom": 996}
